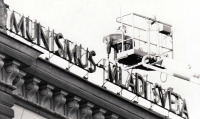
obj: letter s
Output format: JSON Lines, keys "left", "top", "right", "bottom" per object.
{"left": 55, "top": 33, "right": 64, "bottom": 57}
{"left": 88, "top": 51, "right": 96, "bottom": 73}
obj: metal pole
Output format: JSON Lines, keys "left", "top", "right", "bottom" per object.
{"left": 116, "top": 19, "right": 146, "bottom": 31}
{"left": 120, "top": 5, "right": 124, "bottom": 52}
{"left": 139, "top": 30, "right": 140, "bottom": 48}
{"left": 132, "top": 14, "right": 134, "bottom": 49}
{"left": 125, "top": 37, "right": 172, "bottom": 51}
{"left": 171, "top": 27, "right": 174, "bottom": 59}
{"left": 146, "top": 18, "right": 150, "bottom": 55}
{"left": 156, "top": 22, "right": 159, "bottom": 55}
{"left": 103, "top": 58, "right": 106, "bottom": 84}
{"left": 161, "top": 34, "right": 163, "bottom": 54}
{"left": 116, "top": 12, "right": 172, "bottom": 27}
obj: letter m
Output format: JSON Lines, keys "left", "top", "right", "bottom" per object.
{"left": 10, "top": 11, "right": 25, "bottom": 37}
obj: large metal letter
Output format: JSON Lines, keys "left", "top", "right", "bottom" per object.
{"left": 37, "top": 23, "right": 49, "bottom": 50}
{"left": 136, "top": 73, "right": 144, "bottom": 96}
{"left": 77, "top": 45, "right": 88, "bottom": 69}
{"left": 10, "top": 11, "right": 25, "bottom": 37}
{"left": 126, "top": 74, "right": 136, "bottom": 93}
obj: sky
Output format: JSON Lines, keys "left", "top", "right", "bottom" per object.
{"left": 5, "top": 0, "right": 200, "bottom": 119}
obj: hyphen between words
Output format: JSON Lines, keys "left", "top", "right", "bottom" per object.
{"left": 7, "top": 10, "right": 189, "bottom": 118}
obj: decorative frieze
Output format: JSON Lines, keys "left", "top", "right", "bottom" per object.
{"left": 25, "top": 77, "right": 41, "bottom": 101}
{"left": 67, "top": 96, "right": 81, "bottom": 118}
{"left": 0, "top": 54, "right": 15, "bottom": 119}
{"left": 5, "top": 60, "right": 20, "bottom": 85}
{"left": 80, "top": 102, "right": 94, "bottom": 119}
{"left": 93, "top": 108, "right": 107, "bottom": 119}
{"left": 53, "top": 90, "right": 68, "bottom": 112}
{"left": 39, "top": 84, "right": 54, "bottom": 107}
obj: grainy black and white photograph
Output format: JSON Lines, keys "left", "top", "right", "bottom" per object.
{"left": 0, "top": 0, "right": 199, "bottom": 119}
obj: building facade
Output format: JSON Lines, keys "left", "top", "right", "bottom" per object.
{"left": 0, "top": 0, "right": 181, "bottom": 119}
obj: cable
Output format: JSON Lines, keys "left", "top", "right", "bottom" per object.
{"left": 20, "top": 108, "right": 25, "bottom": 119}
{"left": 139, "top": 30, "right": 141, "bottom": 49}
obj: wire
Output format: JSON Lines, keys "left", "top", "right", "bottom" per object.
{"left": 139, "top": 30, "right": 141, "bottom": 49}
{"left": 20, "top": 108, "right": 25, "bottom": 119}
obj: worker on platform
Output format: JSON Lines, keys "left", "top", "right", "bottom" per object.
{"left": 103, "top": 25, "right": 133, "bottom": 60}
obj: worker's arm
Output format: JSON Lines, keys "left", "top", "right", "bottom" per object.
{"left": 103, "top": 36, "right": 113, "bottom": 55}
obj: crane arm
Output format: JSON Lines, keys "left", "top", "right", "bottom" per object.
{"left": 142, "top": 55, "right": 200, "bottom": 85}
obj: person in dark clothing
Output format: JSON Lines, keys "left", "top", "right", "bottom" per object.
{"left": 103, "top": 26, "right": 133, "bottom": 60}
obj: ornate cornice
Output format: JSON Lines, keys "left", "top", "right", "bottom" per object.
{"left": 80, "top": 102, "right": 94, "bottom": 119}
{"left": 67, "top": 96, "right": 81, "bottom": 118}
{"left": 25, "top": 77, "right": 41, "bottom": 101}
{"left": 93, "top": 108, "right": 107, "bottom": 119}
{"left": 39, "top": 84, "right": 54, "bottom": 107}
{"left": 13, "top": 70, "right": 26, "bottom": 94}
{"left": 5, "top": 60, "right": 20, "bottom": 85}
{"left": 53, "top": 90, "right": 68, "bottom": 112}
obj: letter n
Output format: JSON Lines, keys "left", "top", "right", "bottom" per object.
{"left": 36, "top": 23, "right": 49, "bottom": 50}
